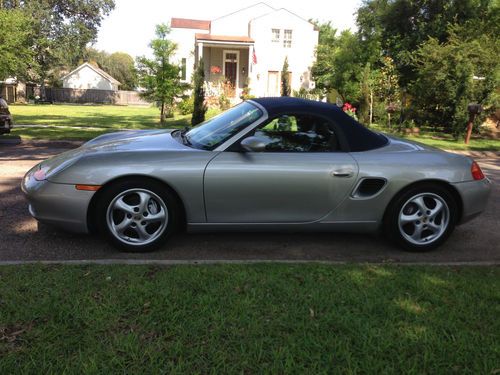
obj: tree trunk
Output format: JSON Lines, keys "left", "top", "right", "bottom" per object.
{"left": 369, "top": 89, "right": 373, "bottom": 126}
{"left": 399, "top": 89, "right": 407, "bottom": 125}
{"left": 160, "top": 101, "right": 165, "bottom": 124}
{"left": 40, "top": 72, "right": 47, "bottom": 101}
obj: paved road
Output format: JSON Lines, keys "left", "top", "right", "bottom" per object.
{"left": 1, "top": 141, "right": 499, "bottom": 263}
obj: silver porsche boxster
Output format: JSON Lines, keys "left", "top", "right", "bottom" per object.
{"left": 22, "top": 98, "right": 491, "bottom": 252}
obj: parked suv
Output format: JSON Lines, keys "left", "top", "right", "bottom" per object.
{"left": 0, "top": 95, "right": 13, "bottom": 134}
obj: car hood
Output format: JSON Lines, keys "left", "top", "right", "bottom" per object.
{"left": 40, "top": 129, "right": 191, "bottom": 178}
{"left": 82, "top": 129, "right": 188, "bottom": 150}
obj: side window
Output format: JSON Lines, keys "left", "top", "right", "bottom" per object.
{"left": 283, "top": 29, "right": 292, "bottom": 48}
{"left": 181, "top": 58, "right": 187, "bottom": 80}
{"left": 271, "top": 28, "right": 280, "bottom": 43}
{"left": 253, "top": 114, "right": 338, "bottom": 152}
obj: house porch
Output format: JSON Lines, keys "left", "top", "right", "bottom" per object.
{"left": 195, "top": 34, "right": 254, "bottom": 99}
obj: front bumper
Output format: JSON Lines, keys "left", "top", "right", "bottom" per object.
{"left": 22, "top": 164, "right": 94, "bottom": 233}
{"left": 452, "top": 177, "right": 492, "bottom": 224}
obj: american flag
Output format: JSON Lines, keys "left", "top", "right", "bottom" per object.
{"left": 252, "top": 48, "right": 257, "bottom": 65}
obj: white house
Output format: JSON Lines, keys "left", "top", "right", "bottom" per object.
{"left": 170, "top": 3, "right": 319, "bottom": 98}
{"left": 61, "top": 62, "right": 121, "bottom": 91}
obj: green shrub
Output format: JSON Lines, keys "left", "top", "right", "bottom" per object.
{"left": 191, "top": 59, "right": 207, "bottom": 126}
{"left": 240, "top": 86, "right": 255, "bottom": 101}
{"left": 177, "top": 96, "right": 194, "bottom": 115}
{"left": 218, "top": 93, "right": 230, "bottom": 110}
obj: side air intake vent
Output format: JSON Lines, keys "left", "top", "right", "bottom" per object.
{"left": 352, "top": 178, "right": 387, "bottom": 199}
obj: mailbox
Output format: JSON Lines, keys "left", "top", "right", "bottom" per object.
{"left": 467, "top": 103, "right": 482, "bottom": 115}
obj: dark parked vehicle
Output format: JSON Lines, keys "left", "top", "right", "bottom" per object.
{"left": 0, "top": 96, "right": 13, "bottom": 134}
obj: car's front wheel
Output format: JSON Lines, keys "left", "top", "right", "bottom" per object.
{"left": 384, "top": 184, "right": 459, "bottom": 252}
{"left": 96, "top": 179, "right": 180, "bottom": 252}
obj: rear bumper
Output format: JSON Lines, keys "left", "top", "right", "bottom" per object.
{"left": 452, "top": 178, "right": 492, "bottom": 224}
{"left": 0, "top": 115, "right": 12, "bottom": 133}
{"left": 21, "top": 164, "right": 93, "bottom": 233}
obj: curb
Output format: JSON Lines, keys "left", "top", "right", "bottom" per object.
{"left": 0, "top": 137, "right": 22, "bottom": 145}
{"left": 0, "top": 259, "right": 498, "bottom": 266}
{"left": 21, "top": 139, "right": 85, "bottom": 148}
{"left": 445, "top": 150, "right": 500, "bottom": 158}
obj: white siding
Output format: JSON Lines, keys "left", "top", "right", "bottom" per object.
{"left": 170, "top": 27, "right": 209, "bottom": 82}
{"left": 210, "top": 3, "right": 274, "bottom": 36}
{"left": 63, "top": 65, "right": 116, "bottom": 91}
{"left": 249, "top": 9, "right": 319, "bottom": 97}
{"left": 169, "top": 5, "right": 319, "bottom": 98}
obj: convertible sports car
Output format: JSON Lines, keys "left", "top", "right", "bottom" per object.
{"left": 22, "top": 97, "right": 491, "bottom": 252}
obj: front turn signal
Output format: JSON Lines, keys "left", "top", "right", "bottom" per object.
{"left": 75, "top": 184, "right": 101, "bottom": 191}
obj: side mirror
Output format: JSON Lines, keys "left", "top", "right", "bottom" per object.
{"left": 240, "top": 136, "right": 266, "bottom": 152}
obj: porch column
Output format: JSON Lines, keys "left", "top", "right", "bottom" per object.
{"left": 198, "top": 42, "right": 203, "bottom": 61}
{"left": 248, "top": 45, "right": 253, "bottom": 73}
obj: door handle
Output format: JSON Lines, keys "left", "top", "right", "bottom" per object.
{"left": 332, "top": 169, "right": 354, "bottom": 178}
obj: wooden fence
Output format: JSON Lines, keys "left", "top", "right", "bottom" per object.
{"left": 44, "top": 88, "right": 151, "bottom": 106}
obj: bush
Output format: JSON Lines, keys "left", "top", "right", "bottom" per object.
{"left": 191, "top": 58, "right": 207, "bottom": 126}
{"left": 177, "top": 96, "right": 194, "bottom": 115}
{"left": 293, "top": 87, "right": 322, "bottom": 101}
{"left": 218, "top": 93, "right": 230, "bottom": 110}
{"left": 411, "top": 30, "right": 498, "bottom": 137}
{"left": 240, "top": 86, "right": 255, "bottom": 101}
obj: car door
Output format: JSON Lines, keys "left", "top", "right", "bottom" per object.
{"left": 203, "top": 113, "right": 359, "bottom": 223}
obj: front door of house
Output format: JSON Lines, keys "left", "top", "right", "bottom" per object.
{"left": 267, "top": 71, "right": 279, "bottom": 96}
{"left": 224, "top": 51, "right": 239, "bottom": 97}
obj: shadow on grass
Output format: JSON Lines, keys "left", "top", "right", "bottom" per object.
{"left": 0, "top": 263, "right": 498, "bottom": 373}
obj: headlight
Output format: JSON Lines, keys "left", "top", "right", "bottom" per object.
{"left": 33, "top": 166, "right": 49, "bottom": 181}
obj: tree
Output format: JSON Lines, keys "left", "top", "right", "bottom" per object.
{"left": 137, "top": 24, "right": 189, "bottom": 123}
{"left": 411, "top": 27, "right": 499, "bottom": 137}
{"left": 0, "top": 9, "right": 32, "bottom": 80}
{"left": 376, "top": 56, "right": 400, "bottom": 127}
{"left": 359, "top": 63, "right": 379, "bottom": 125}
{"left": 357, "top": 0, "right": 495, "bottom": 88}
{"left": 1, "top": 0, "right": 115, "bottom": 91}
{"left": 86, "top": 49, "right": 138, "bottom": 90}
{"left": 281, "top": 57, "right": 291, "bottom": 96}
{"left": 312, "top": 26, "right": 372, "bottom": 104}
{"left": 191, "top": 59, "right": 207, "bottom": 126}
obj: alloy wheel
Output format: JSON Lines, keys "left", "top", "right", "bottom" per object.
{"left": 106, "top": 188, "right": 169, "bottom": 246}
{"left": 398, "top": 193, "right": 450, "bottom": 246}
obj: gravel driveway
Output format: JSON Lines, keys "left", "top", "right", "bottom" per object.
{"left": 1, "top": 141, "right": 498, "bottom": 264}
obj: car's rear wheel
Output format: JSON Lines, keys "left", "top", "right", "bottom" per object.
{"left": 96, "top": 179, "right": 180, "bottom": 252}
{"left": 384, "top": 184, "right": 459, "bottom": 252}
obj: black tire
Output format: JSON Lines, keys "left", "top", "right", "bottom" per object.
{"left": 1, "top": 120, "right": 10, "bottom": 134}
{"left": 95, "top": 178, "right": 181, "bottom": 252}
{"left": 383, "top": 183, "right": 459, "bottom": 252}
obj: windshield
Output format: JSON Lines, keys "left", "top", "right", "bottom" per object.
{"left": 185, "top": 102, "right": 263, "bottom": 150}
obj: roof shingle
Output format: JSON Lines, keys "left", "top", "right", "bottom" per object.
{"left": 195, "top": 34, "right": 254, "bottom": 43}
{"left": 171, "top": 18, "right": 210, "bottom": 30}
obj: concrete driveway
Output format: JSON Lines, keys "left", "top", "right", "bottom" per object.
{"left": 1, "top": 141, "right": 499, "bottom": 264}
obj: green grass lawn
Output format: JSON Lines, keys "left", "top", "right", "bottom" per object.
{"left": 371, "top": 124, "right": 500, "bottom": 151}
{"left": 6, "top": 104, "right": 219, "bottom": 141}
{"left": 1, "top": 264, "right": 498, "bottom": 373}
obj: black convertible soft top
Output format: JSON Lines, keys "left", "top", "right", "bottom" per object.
{"left": 251, "top": 97, "right": 388, "bottom": 152}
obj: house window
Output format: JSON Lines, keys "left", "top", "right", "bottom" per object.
{"left": 181, "top": 58, "right": 187, "bottom": 80}
{"left": 283, "top": 29, "right": 292, "bottom": 48}
{"left": 271, "top": 29, "right": 280, "bottom": 43}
